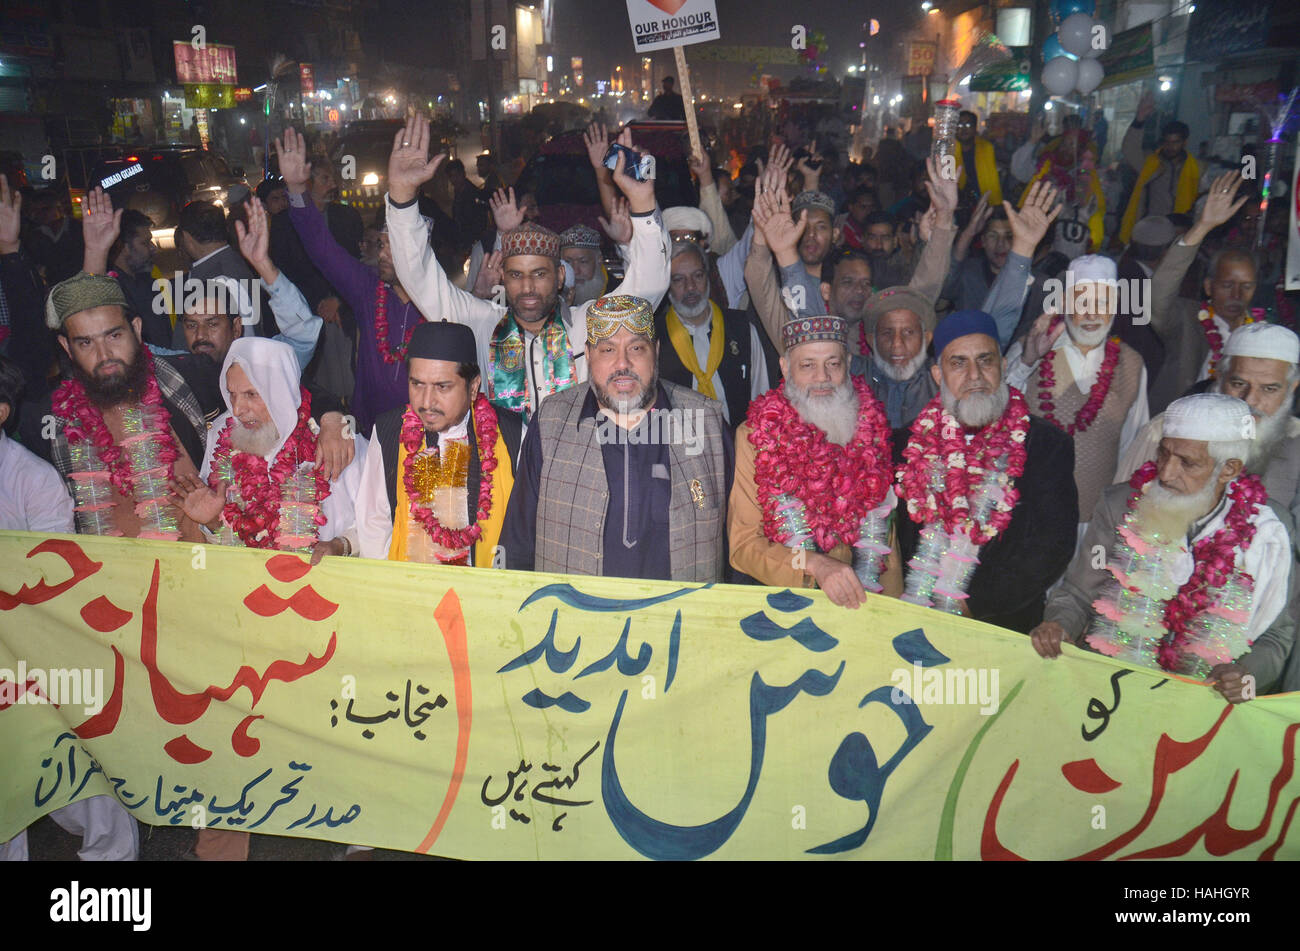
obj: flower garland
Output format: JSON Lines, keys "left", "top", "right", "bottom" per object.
{"left": 1198, "top": 307, "right": 1260, "bottom": 379}
{"left": 1094, "top": 462, "right": 1267, "bottom": 672}
{"left": 858, "top": 321, "right": 871, "bottom": 359}
{"left": 896, "top": 387, "right": 1030, "bottom": 545}
{"left": 53, "top": 346, "right": 181, "bottom": 500}
{"left": 209, "top": 388, "right": 330, "bottom": 549}
{"left": 1035, "top": 336, "right": 1120, "bottom": 436}
{"left": 401, "top": 394, "right": 499, "bottom": 551}
{"left": 373, "top": 281, "right": 416, "bottom": 364}
{"left": 746, "top": 376, "right": 894, "bottom": 553}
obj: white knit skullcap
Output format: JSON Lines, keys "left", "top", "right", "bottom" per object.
{"left": 1163, "top": 394, "right": 1255, "bottom": 443}
{"left": 1222, "top": 322, "right": 1299, "bottom": 366}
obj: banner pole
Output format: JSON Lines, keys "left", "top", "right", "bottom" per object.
{"left": 673, "top": 44, "right": 703, "bottom": 162}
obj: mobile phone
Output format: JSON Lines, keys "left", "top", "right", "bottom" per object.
{"left": 603, "top": 143, "right": 655, "bottom": 182}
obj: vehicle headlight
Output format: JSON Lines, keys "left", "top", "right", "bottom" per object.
{"left": 362, "top": 172, "right": 380, "bottom": 186}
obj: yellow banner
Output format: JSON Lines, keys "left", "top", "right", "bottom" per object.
{"left": 2, "top": 531, "right": 1297, "bottom": 860}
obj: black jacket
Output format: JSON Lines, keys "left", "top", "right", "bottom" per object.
{"left": 893, "top": 415, "right": 1078, "bottom": 633}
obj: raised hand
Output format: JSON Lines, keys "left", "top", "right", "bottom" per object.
{"left": 688, "top": 149, "right": 714, "bottom": 188}
{"left": 275, "top": 127, "right": 313, "bottom": 193}
{"left": 610, "top": 126, "right": 656, "bottom": 214}
{"left": 583, "top": 121, "right": 610, "bottom": 171}
{"left": 1135, "top": 90, "right": 1155, "bottom": 124}
{"left": 795, "top": 138, "right": 822, "bottom": 191}
{"left": 234, "top": 196, "right": 274, "bottom": 278}
{"left": 1004, "top": 179, "right": 1062, "bottom": 257}
{"left": 81, "top": 186, "right": 122, "bottom": 274}
{"left": 924, "top": 154, "right": 958, "bottom": 227}
{"left": 1198, "top": 170, "right": 1249, "bottom": 232}
{"left": 170, "top": 473, "right": 228, "bottom": 529}
{"left": 472, "top": 249, "right": 503, "bottom": 300}
{"left": 598, "top": 194, "right": 633, "bottom": 245}
{"left": 387, "top": 114, "right": 445, "bottom": 204}
{"left": 489, "top": 187, "right": 525, "bottom": 233}
{"left": 753, "top": 185, "right": 806, "bottom": 266}
{"left": 1020, "top": 310, "right": 1066, "bottom": 367}
{"left": 0, "top": 175, "right": 21, "bottom": 254}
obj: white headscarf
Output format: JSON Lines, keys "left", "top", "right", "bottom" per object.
{"left": 217, "top": 337, "right": 302, "bottom": 461}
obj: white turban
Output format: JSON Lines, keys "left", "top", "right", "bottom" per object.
{"left": 1163, "top": 393, "right": 1254, "bottom": 443}
{"left": 1223, "top": 322, "right": 1300, "bottom": 366}
{"left": 661, "top": 206, "right": 712, "bottom": 242}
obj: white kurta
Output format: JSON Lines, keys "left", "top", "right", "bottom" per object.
{"left": 0, "top": 431, "right": 74, "bottom": 532}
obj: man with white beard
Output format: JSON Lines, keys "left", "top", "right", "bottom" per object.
{"left": 559, "top": 224, "right": 614, "bottom": 306}
{"left": 1032, "top": 394, "right": 1295, "bottom": 701}
{"left": 894, "top": 310, "right": 1078, "bottom": 632}
{"left": 1005, "top": 254, "right": 1149, "bottom": 536}
{"left": 729, "top": 315, "right": 904, "bottom": 607}
{"left": 654, "top": 239, "right": 772, "bottom": 427}
{"left": 1115, "top": 323, "right": 1300, "bottom": 544}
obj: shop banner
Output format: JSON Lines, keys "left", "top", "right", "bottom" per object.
{"left": 970, "top": 59, "right": 1030, "bottom": 93}
{"left": 183, "top": 83, "right": 235, "bottom": 110}
{"left": 172, "top": 42, "right": 237, "bottom": 85}
{"left": 1187, "top": 0, "right": 1272, "bottom": 62}
{"left": 907, "top": 41, "right": 937, "bottom": 77}
{"left": 2, "top": 532, "right": 1298, "bottom": 860}
{"left": 1098, "top": 24, "right": 1153, "bottom": 90}
{"left": 688, "top": 45, "right": 799, "bottom": 65}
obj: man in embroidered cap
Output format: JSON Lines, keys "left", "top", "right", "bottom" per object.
{"left": 384, "top": 115, "right": 669, "bottom": 424}
{"left": 356, "top": 320, "right": 523, "bottom": 564}
{"left": 559, "top": 223, "right": 614, "bottom": 306}
{"left": 729, "top": 314, "right": 903, "bottom": 607}
{"left": 1147, "top": 170, "right": 1260, "bottom": 413}
{"left": 894, "top": 309, "right": 1077, "bottom": 632}
{"left": 1005, "top": 253, "right": 1150, "bottom": 538}
{"left": 1034, "top": 393, "right": 1294, "bottom": 702}
{"left": 655, "top": 238, "right": 773, "bottom": 428}
{"left": 36, "top": 271, "right": 211, "bottom": 543}
{"left": 502, "top": 294, "right": 731, "bottom": 581}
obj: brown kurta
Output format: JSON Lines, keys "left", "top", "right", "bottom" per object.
{"left": 728, "top": 422, "right": 904, "bottom": 596}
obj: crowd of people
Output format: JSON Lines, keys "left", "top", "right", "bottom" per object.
{"left": 1, "top": 96, "right": 1298, "bottom": 861}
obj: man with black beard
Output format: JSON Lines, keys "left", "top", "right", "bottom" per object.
{"left": 503, "top": 294, "right": 731, "bottom": 581}
{"left": 894, "top": 310, "right": 1077, "bottom": 632}
{"left": 1035, "top": 393, "right": 1294, "bottom": 700}
{"left": 655, "top": 239, "right": 772, "bottom": 427}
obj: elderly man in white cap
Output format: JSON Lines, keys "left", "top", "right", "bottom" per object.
{"left": 1005, "top": 253, "right": 1149, "bottom": 536}
{"left": 559, "top": 224, "right": 614, "bottom": 307}
{"left": 1032, "top": 393, "right": 1295, "bottom": 702}
{"left": 1117, "top": 322, "right": 1300, "bottom": 541}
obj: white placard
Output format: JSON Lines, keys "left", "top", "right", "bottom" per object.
{"left": 625, "top": 0, "right": 720, "bottom": 53}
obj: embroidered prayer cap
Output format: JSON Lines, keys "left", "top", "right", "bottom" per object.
{"left": 587, "top": 294, "right": 655, "bottom": 344}
{"left": 791, "top": 190, "right": 835, "bottom": 221}
{"left": 217, "top": 337, "right": 303, "bottom": 463}
{"left": 1163, "top": 394, "right": 1254, "bottom": 443}
{"left": 1223, "top": 322, "right": 1300, "bottom": 367}
{"left": 864, "top": 287, "right": 936, "bottom": 334}
{"left": 1130, "top": 215, "right": 1175, "bottom": 248}
{"left": 408, "top": 320, "right": 478, "bottom": 367}
{"left": 932, "top": 309, "right": 999, "bottom": 356}
{"left": 500, "top": 222, "right": 561, "bottom": 260}
{"left": 45, "top": 271, "right": 130, "bottom": 330}
{"left": 662, "top": 206, "right": 712, "bottom": 242}
{"left": 782, "top": 315, "right": 847, "bottom": 352}
{"left": 559, "top": 223, "right": 602, "bottom": 250}
{"left": 1066, "top": 253, "right": 1118, "bottom": 287}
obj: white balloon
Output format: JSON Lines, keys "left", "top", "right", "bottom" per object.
{"left": 1075, "top": 57, "right": 1104, "bottom": 94}
{"left": 1043, "top": 56, "right": 1079, "bottom": 98}
{"left": 1084, "top": 21, "right": 1109, "bottom": 58}
{"left": 1059, "top": 12, "right": 1095, "bottom": 58}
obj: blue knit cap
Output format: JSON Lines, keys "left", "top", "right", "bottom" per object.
{"left": 932, "top": 309, "right": 999, "bottom": 357}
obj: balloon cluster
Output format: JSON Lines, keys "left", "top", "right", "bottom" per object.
{"left": 1041, "top": 0, "right": 1107, "bottom": 99}
{"left": 799, "top": 29, "right": 829, "bottom": 76}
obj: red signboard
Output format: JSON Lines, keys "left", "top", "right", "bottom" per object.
{"left": 172, "top": 41, "right": 237, "bottom": 85}
{"left": 233, "top": 87, "right": 252, "bottom": 102}
{"left": 300, "top": 63, "right": 315, "bottom": 94}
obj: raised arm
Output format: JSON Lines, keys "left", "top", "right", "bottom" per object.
{"left": 583, "top": 121, "right": 619, "bottom": 223}
{"left": 81, "top": 186, "right": 122, "bottom": 275}
{"left": 600, "top": 125, "right": 670, "bottom": 311}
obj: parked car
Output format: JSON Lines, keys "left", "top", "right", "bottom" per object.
{"left": 89, "top": 148, "right": 248, "bottom": 249}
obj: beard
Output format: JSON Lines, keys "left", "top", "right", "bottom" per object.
{"left": 872, "top": 348, "right": 928, "bottom": 382}
{"left": 593, "top": 365, "right": 659, "bottom": 415}
{"left": 570, "top": 270, "right": 608, "bottom": 307}
{"left": 786, "top": 377, "right": 859, "bottom": 446}
{"left": 1132, "top": 470, "right": 1221, "bottom": 542}
{"left": 1064, "top": 314, "right": 1114, "bottom": 350}
{"left": 1214, "top": 380, "right": 1292, "bottom": 472}
{"left": 939, "top": 377, "right": 1010, "bottom": 430}
{"left": 230, "top": 419, "right": 282, "bottom": 458}
{"left": 669, "top": 287, "right": 711, "bottom": 323}
{"left": 73, "top": 341, "right": 151, "bottom": 409}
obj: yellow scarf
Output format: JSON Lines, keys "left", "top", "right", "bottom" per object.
{"left": 388, "top": 427, "right": 512, "bottom": 566}
{"left": 955, "top": 137, "right": 1002, "bottom": 207}
{"left": 1120, "top": 150, "right": 1200, "bottom": 245}
{"left": 1020, "top": 160, "right": 1106, "bottom": 252}
{"left": 665, "top": 301, "right": 725, "bottom": 401}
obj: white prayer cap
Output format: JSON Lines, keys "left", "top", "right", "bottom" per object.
{"left": 1163, "top": 394, "right": 1254, "bottom": 443}
{"left": 662, "top": 206, "right": 712, "bottom": 242}
{"left": 1223, "top": 322, "right": 1300, "bottom": 366}
{"left": 1067, "top": 254, "right": 1117, "bottom": 286}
